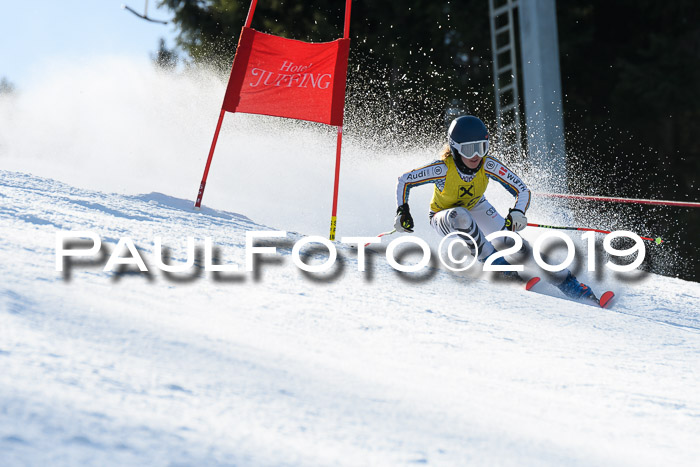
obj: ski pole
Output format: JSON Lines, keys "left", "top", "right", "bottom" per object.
{"left": 364, "top": 229, "right": 396, "bottom": 247}
{"left": 527, "top": 223, "right": 663, "bottom": 244}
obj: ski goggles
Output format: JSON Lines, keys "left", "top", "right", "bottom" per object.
{"left": 450, "top": 139, "right": 489, "bottom": 160}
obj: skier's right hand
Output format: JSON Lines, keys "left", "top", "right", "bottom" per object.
{"left": 505, "top": 208, "right": 527, "bottom": 231}
{"left": 394, "top": 203, "right": 414, "bottom": 232}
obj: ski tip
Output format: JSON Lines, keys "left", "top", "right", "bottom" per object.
{"left": 525, "top": 277, "right": 541, "bottom": 291}
{"left": 599, "top": 291, "right": 615, "bottom": 308}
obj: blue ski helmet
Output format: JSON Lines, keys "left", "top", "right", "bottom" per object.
{"left": 448, "top": 116, "right": 490, "bottom": 162}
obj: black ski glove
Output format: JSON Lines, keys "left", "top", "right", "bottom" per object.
{"left": 394, "top": 203, "right": 414, "bottom": 232}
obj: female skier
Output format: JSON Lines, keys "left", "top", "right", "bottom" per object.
{"left": 394, "top": 115, "right": 595, "bottom": 301}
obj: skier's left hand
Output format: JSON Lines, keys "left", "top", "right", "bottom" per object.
{"left": 505, "top": 208, "right": 527, "bottom": 231}
{"left": 394, "top": 203, "right": 414, "bottom": 232}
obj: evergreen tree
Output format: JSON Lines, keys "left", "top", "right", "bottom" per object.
{"left": 152, "top": 38, "right": 179, "bottom": 71}
{"left": 0, "top": 77, "right": 15, "bottom": 95}
{"left": 158, "top": 0, "right": 700, "bottom": 279}
{"left": 157, "top": 0, "right": 494, "bottom": 141}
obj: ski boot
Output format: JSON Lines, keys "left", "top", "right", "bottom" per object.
{"left": 556, "top": 271, "right": 598, "bottom": 303}
{"left": 489, "top": 255, "right": 521, "bottom": 281}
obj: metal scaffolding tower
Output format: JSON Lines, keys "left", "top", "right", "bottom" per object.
{"left": 489, "top": 0, "right": 567, "bottom": 191}
{"left": 488, "top": 0, "right": 523, "bottom": 159}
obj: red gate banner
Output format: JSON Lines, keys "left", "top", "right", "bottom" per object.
{"left": 195, "top": 0, "right": 353, "bottom": 241}
{"left": 222, "top": 27, "right": 350, "bottom": 126}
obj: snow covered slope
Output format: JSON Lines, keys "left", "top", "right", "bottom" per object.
{"left": 1, "top": 169, "right": 699, "bottom": 466}
{"left": 1, "top": 59, "right": 699, "bottom": 465}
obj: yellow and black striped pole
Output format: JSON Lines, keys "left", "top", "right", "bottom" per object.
{"left": 329, "top": 126, "right": 343, "bottom": 241}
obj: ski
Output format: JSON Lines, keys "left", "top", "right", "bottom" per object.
{"left": 581, "top": 290, "right": 616, "bottom": 309}
{"left": 524, "top": 276, "right": 616, "bottom": 309}
{"left": 598, "top": 291, "right": 615, "bottom": 309}
{"left": 525, "top": 276, "right": 541, "bottom": 291}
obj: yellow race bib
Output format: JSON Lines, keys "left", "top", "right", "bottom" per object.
{"left": 430, "top": 156, "right": 488, "bottom": 212}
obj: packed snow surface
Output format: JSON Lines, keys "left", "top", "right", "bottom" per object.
{"left": 1, "top": 59, "right": 699, "bottom": 465}
{"left": 2, "top": 170, "right": 699, "bottom": 466}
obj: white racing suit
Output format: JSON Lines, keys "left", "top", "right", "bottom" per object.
{"left": 396, "top": 153, "right": 568, "bottom": 282}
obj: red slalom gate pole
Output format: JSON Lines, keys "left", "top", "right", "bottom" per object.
{"left": 535, "top": 192, "right": 700, "bottom": 208}
{"left": 344, "top": 0, "right": 352, "bottom": 38}
{"left": 527, "top": 222, "right": 664, "bottom": 244}
{"left": 328, "top": 0, "right": 352, "bottom": 240}
{"left": 329, "top": 126, "right": 343, "bottom": 240}
{"left": 194, "top": 0, "right": 259, "bottom": 209}
{"left": 244, "top": 0, "right": 258, "bottom": 27}
{"left": 194, "top": 109, "right": 226, "bottom": 209}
